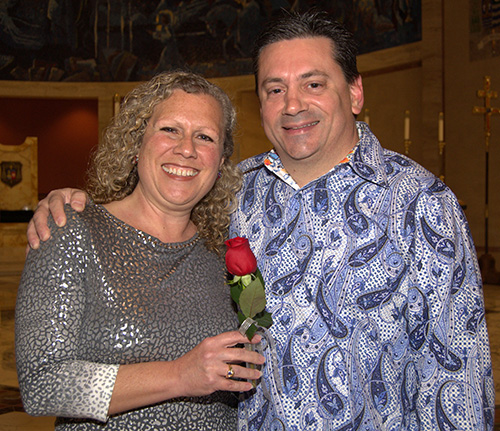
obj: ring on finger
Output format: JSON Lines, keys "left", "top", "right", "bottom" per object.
{"left": 225, "top": 364, "right": 235, "bottom": 379}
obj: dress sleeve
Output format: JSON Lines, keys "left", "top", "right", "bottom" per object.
{"left": 408, "top": 190, "right": 494, "bottom": 429}
{"left": 15, "top": 208, "right": 119, "bottom": 422}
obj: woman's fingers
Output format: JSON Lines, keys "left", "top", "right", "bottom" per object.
{"left": 174, "top": 331, "right": 266, "bottom": 396}
{"left": 221, "top": 362, "right": 262, "bottom": 382}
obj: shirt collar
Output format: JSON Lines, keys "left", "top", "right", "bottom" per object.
{"left": 263, "top": 150, "right": 300, "bottom": 190}
{"left": 262, "top": 121, "right": 388, "bottom": 190}
{"left": 350, "top": 121, "right": 389, "bottom": 187}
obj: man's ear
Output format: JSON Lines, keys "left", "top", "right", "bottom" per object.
{"left": 350, "top": 75, "right": 364, "bottom": 115}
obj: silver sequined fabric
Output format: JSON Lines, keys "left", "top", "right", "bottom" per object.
{"left": 16, "top": 204, "right": 239, "bottom": 430}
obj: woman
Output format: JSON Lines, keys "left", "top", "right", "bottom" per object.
{"left": 15, "top": 71, "right": 264, "bottom": 430}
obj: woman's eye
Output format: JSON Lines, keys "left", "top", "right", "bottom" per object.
{"left": 161, "top": 126, "right": 176, "bottom": 133}
{"left": 198, "top": 134, "right": 214, "bottom": 142}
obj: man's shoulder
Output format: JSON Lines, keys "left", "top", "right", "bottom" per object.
{"left": 376, "top": 147, "right": 460, "bottom": 205}
{"left": 237, "top": 152, "right": 268, "bottom": 174}
{"left": 380, "top": 147, "right": 436, "bottom": 179}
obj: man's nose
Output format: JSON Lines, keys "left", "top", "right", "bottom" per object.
{"left": 282, "top": 88, "right": 306, "bottom": 116}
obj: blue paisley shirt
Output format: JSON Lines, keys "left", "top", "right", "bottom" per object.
{"left": 230, "top": 122, "right": 494, "bottom": 431}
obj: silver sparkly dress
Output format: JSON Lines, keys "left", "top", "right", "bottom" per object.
{"left": 16, "top": 204, "right": 239, "bottom": 430}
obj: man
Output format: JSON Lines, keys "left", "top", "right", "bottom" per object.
{"left": 28, "top": 9, "right": 494, "bottom": 431}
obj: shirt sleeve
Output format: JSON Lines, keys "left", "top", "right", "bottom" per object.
{"left": 15, "top": 208, "right": 119, "bottom": 422}
{"left": 408, "top": 189, "right": 494, "bottom": 429}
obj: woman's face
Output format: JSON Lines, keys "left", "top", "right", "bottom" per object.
{"left": 135, "top": 89, "right": 225, "bottom": 215}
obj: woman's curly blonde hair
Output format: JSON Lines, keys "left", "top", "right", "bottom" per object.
{"left": 86, "top": 70, "right": 242, "bottom": 254}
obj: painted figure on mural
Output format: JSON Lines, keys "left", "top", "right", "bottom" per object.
{"left": 152, "top": 8, "right": 184, "bottom": 73}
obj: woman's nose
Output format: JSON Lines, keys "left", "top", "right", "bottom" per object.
{"left": 173, "top": 136, "right": 197, "bottom": 157}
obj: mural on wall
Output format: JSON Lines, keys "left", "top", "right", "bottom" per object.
{"left": 470, "top": 0, "right": 500, "bottom": 60}
{"left": 0, "top": 0, "right": 422, "bottom": 82}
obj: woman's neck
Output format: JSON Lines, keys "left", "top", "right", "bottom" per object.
{"left": 103, "top": 196, "right": 197, "bottom": 244}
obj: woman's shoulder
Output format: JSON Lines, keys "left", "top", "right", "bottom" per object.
{"left": 45, "top": 203, "right": 106, "bottom": 240}
{"left": 57, "top": 202, "right": 99, "bottom": 225}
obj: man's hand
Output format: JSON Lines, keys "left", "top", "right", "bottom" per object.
{"left": 27, "top": 188, "right": 89, "bottom": 251}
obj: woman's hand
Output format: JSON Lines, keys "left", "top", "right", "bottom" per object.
{"left": 172, "top": 330, "right": 265, "bottom": 396}
{"left": 109, "top": 330, "right": 265, "bottom": 415}
{"left": 27, "top": 188, "right": 89, "bottom": 251}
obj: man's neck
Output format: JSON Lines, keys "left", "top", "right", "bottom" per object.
{"left": 275, "top": 124, "right": 361, "bottom": 188}
{"left": 280, "top": 145, "right": 357, "bottom": 188}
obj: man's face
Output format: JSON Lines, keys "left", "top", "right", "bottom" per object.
{"left": 257, "top": 37, "right": 364, "bottom": 186}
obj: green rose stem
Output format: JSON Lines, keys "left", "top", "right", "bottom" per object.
{"left": 228, "top": 269, "right": 272, "bottom": 388}
{"left": 229, "top": 269, "right": 272, "bottom": 340}
{"left": 225, "top": 237, "right": 272, "bottom": 387}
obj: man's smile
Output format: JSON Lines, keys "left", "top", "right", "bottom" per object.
{"left": 282, "top": 121, "right": 319, "bottom": 130}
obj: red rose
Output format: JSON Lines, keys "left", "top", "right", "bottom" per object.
{"left": 225, "top": 237, "right": 258, "bottom": 276}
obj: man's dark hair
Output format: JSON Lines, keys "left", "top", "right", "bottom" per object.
{"left": 252, "top": 9, "right": 360, "bottom": 91}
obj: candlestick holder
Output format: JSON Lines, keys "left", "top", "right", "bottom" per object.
{"left": 438, "top": 140, "right": 446, "bottom": 156}
{"left": 404, "top": 139, "right": 411, "bottom": 155}
{"left": 438, "top": 140, "right": 446, "bottom": 182}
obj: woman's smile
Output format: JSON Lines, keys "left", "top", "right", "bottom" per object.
{"left": 161, "top": 164, "right": 199, "bottom": 177}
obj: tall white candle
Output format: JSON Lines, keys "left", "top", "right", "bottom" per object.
{"left": 404, "top": 110, "right": 410, "bottom": 140}
{"left": 438, "top": 112, "right": 444, "bottom": 141}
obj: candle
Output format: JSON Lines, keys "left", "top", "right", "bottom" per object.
{"left": 438, "top": 112, "right": 444, "bottom": 141}
{"left": 404, "top": 110, "right": 410, "bottom": 140}
{"left": 364, "top": 108, "right": 370, "bottom": 126}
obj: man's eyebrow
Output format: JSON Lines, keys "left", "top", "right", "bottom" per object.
{"left": 260, "top": 77, "right": 285, "bottom": 87}
{"left": 300, "top": 70, "right": 329, "bottom": 79}
{"left": 261, "top": 70, "right": 329, "bottom": 87}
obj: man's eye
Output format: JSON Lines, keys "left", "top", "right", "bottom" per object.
{"left": 269, "top": 88, "right": 282, "bottom": 94}
{"left": 309, "top": 82, "right": 322, "bottom": 89}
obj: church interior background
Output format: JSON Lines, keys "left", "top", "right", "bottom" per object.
{"left": 1, "top": 0, "right": 500, "bottom": 428}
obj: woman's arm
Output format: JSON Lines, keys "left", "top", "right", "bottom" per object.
{"left": 108, "top": 331, "right": 263, "bottom": 415}
{"left": 16, "top": 208, "right": 115, "bottom": 420}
